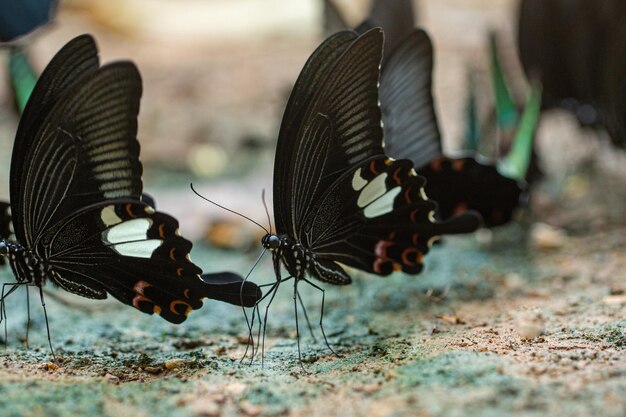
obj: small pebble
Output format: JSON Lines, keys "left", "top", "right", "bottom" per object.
{"left": 165, "top": 359, "right": 186, "bottom": 370}
{"left": 531, "top": 223, "right": 567, "bottom": 250}
{"left": 144, "top": 366, "right": 163, "bottom": 374}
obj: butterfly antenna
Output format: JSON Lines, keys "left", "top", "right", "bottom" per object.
{"left": 261, "top": 189, "right": 273, "bottom": 235}
{"left": 190, "top": 183, "right": 269, "bottom": 234}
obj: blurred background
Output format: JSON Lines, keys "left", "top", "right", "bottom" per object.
{"left": 0, "top": 0, "right": 623, "bottom": 245}
{"left": 4, "top": 0, "right": 624, "bottom": 247}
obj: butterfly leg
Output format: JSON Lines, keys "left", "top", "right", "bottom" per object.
{"left": 296, "top": 290, "right": 317, "bottom": 342}
{"left": 241, "top": 282, "right": 277, "bottom": 364}
{"left": 292, "top": 278, "right": 307, "bottom": 372}
{"left": 25, "top": 286, "right": 30, "bottom": 348}
{"left": 243, "top": 280, "right": 281, "bottom": 363}
{"left": 259, "top": 275, "right": 293, "bottom": 366}
{"left": 1, "top": 282, "right": 26, "bottom": 345}
{"left": 303, "top": 277, "right": 342, "bottom": 358}
{"left": 38, "top": 286, "right": 55, "bottom": 361}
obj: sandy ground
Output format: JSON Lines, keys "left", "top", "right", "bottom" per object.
{"left": 0, "top": 1, "right": 624, "bottom": 416}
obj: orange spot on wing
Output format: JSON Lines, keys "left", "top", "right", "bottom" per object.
{"left": 184, "top": 289, "right": 191, "bottom": 299}
{"left": 401, "top": 248, "right": 423, "bottom": 266}
{"left": 153, "top": 305, "right": 161, "bottom": 315}
{"left": 125, "top": 204, "right": 137, "bottom": 218}
{"left": 453, "top": 203, "right": 468, "bottom": 216}
{"left": 170, "top": 300, "right": 193, "bottom": 316}
{"left": 169, "top": 247, "right": 176, "bottom": 261}
{"left": 452, "top": 159, "right": 466, "bottom": 172}
{"left": 176, "top": 268, "right": 183, "bottom": 277}
{"left": 431, "top": 158, "right": 443, "bottom": 172}
{"left": 158, "top": 224, "right": 166, "bottom": 238}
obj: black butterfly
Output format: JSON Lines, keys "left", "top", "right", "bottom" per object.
{"left": 518, "top": 0, "right": 625, "bottom": 147}
{"left": 367, "top": 26, "right": 528, "bottom": 227}
{"left": 252, "top": 29, "right": 479, "bottom": 361}
{"left": 0, "top": 0, "right": 57, "bottom": 43}
{"left": 0, "top": 35, "right": 261, "bottom": 351}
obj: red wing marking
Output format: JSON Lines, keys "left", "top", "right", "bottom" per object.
{"left": 430, "top": 158, "right": 443, "bottom": 172}
{"left": 369, "top": 160, "right": 379, "bottom": 175}
{"left": 392, "top": 167, "right": 403, "bottom": 184}
{"left": 125, "top": 204, "right": 137, "bottom": 218}
{"left": 452, "top": 159, "right": 466, "bottom": 172}
{"left": 404, "top": 187, "right": 413, "bottom": 204}
{"left": 452, "top": 203, "right": 468, "bottom": 217}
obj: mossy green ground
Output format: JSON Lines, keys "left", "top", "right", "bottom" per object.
{"left": 1, "top": 223, "right": 624, "bottom": 417}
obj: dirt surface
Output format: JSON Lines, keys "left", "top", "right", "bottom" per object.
{"left": 0, "top": 1, "right": 625, "bottom": 416}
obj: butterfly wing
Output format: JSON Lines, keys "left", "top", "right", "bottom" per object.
{"left": 274, "top": 29, "right": 380, "bottom": 237}
{"left": 13, "top": 61, "right": 143, "bottom": 247}
{"left": 10, "top": 34, "right": 100, "bottom": 241}
{"left": 379, "top": 29, "right": 442, "bottom": 169}
{"left": 356, "top": 0, "right": 416, "bottom": 63}
{"left": 36, "top": 200, "right": 257, "bottom": 322}
{"left": 417, "top": 156, "right": 523, "bottom": 227}
{"left": 274, "top": 30, "right": 480, "bottom": 284}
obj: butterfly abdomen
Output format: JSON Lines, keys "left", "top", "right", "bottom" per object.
{"left": 7, "top": 247, "right": 48, "bottom": 286}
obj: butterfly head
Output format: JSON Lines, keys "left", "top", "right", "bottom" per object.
{"left": 261, "top": 234, "right": 284, "bottom": 252}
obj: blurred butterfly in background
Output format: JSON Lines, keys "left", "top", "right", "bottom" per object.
{"left": 250, "top": 28, "right": 480, "bottom": 363}
{"left": 0, "top": 0, "right": 58, "bottom": 44}
{"left": 0, "top": 35, "right": 261, "bottom": 354}
{"left": 518, "top": 0, "right": 625, "bottom": 147}
{"left": 356, "top": 7, "right": 541, "bottom": 227}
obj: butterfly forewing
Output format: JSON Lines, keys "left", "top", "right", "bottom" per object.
{"left": 10, "top": 34, "right": 100, "bottom": 242}
{"left": 19, "top": 62, "right": 142, "bottom": 247}
{"left": 275, "top": 29, "right": 386, "bottom": 241}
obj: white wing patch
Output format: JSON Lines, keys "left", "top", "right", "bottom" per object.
{"left": 112, "top": 240, "right": 162, "bottom": 258}
{"left": 363, "top": 187, "right": 401, "bottom": 218}
{"left": 352, "top": 168, "right": 368, "bottom": 191}
{"left": 103, "top": 218, "right": 162, "bottom": 258}
{"left": 101, "top": 205, "right": 122, "bottom": 226}
{"left": 357, "top": 173, "right": 388, "bottom": 207}
{"left": 105, "top": 218, "right": 152, "bottom": 243}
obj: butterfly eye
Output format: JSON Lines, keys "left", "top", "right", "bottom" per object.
{"left": 262, "top": 235, "right": 281, "bottom": 250}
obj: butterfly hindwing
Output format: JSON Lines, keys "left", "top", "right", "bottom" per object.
{"left": 308, "top": 156, "right": 479, "bottom": 281}
{"left": 418, "top": 156, "right": 524, "bottom": 227}
{"left": 36, "top": 200, "right": 222, "bottom": 323}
